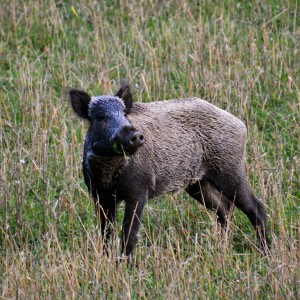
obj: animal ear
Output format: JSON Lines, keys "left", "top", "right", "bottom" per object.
{"left": 66, "top": 88, "right": 91, "bottom": 119}
{"left": 115, "top": 84, "right": 133, "bottom": 113}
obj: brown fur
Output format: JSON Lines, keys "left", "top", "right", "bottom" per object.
{"left": 69, "top": 87, "right": 270, "bottom": 257}
{"left": 126, "top": 98, "right": 247, "bottom": 198}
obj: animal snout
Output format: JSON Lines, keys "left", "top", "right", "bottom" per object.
{"left": 113, "top": 126, "right": 145, "bottom": 154}
{"left": 129, "top": 131, "right": 145, "bottom": 148}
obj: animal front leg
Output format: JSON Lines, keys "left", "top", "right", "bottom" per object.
{"left": 93, "top": 192, "right": 117, "bottom": 246}
{"left": 121, "top": 199, "right": 146, "bottom": 257}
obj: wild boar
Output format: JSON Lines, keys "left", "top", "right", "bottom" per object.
{"left": 68, "top": 84, "right": 270, "bottom": 256}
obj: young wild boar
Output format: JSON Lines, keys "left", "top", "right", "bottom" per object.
{"left": 68, "top": 85, "right": 270, "bottom": 256}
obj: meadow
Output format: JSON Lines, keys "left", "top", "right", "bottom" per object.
{"left": 0, "top": 0, "right": 299, "bottom": 298}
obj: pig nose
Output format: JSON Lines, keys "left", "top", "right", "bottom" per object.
{"left": 129, "top": 131, "right": 145, "bottom": 148}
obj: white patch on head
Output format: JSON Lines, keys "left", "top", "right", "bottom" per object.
{"left": 89, "top": 95, "right": 125, "bottom": 110}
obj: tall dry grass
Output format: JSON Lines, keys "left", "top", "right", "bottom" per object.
{"left": 0, "top": 0, "right": 299, "bottom": 298}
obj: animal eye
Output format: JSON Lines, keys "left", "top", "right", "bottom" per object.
{"left": 98, "top": 115, "right": 106, "bottom": 121}
{"left": 124, "top": 112, "right": 128, "bottom": 117}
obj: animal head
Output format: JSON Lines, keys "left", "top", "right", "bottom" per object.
{"left": 68, "top": 85, "right": 145, "bottom": 157}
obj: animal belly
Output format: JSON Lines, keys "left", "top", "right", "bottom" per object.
{"left": 150, "top": 166, "right": 203, "bottom": 199}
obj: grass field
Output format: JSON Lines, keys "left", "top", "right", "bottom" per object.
{"left": 0, "top": 0, "right": 299, "bottom": 298}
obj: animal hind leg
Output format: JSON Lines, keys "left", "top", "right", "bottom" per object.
{"left": 234, "top": 183, "right": 270, "bottom": 250}
{"left": 208, "top": 174, "right": 270, "bottom": 251}
{"left": 185, "top": 180, "right": 233, "bottom": 230}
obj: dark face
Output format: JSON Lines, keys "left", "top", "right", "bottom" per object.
{"left": 87, "top": 97, "right": 144, "bottom": 156}
{"left": 68, "top": 85, "right": 145, "bottom": 157}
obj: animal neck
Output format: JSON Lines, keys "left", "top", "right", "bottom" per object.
{"left": 88, "top": 156, "right": 128, "bottom": 189}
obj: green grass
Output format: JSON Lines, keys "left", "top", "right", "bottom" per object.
{"left": 0, "top": 0, "right": 299, "bottom": 298}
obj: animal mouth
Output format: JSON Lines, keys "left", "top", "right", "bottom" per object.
{"left": 87, "top": 142, "right": 142, "bottom": 160}
{"left": 112, "top": 141, "right": 142, "bottom": 156}
{"left": 112, "top": 141, "right": 123, "bottom": 154}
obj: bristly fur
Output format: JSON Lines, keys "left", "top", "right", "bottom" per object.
{"left": 90, "top": 95, "right": 125, "bottom": 105}
{"left": 69, "top": 86, "right": 270, "bottom": 257}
